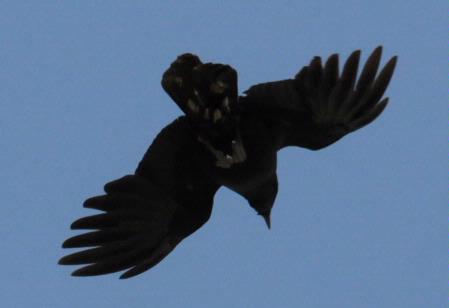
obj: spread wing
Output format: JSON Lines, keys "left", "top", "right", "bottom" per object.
{"left": 59, "top": 119, "right": 219, "bottom": 279}
{"left": 241, "top": 46, "right": 397, "bottom": 150}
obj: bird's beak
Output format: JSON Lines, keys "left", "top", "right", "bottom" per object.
{"left": 261, "top": 212, "right": 271, "bottom": 229}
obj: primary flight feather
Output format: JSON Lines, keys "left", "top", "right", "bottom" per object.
{"left": 59, "top": 47, "right": 397, "bottom": 279}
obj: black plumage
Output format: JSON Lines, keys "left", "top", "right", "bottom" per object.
{"left": 59, "top": 47, "right": 397, "bottom": 279}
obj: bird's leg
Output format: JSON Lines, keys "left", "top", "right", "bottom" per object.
{"left": 197, "top": 127, "right": 247, "bottom": 169}
{"left": 230, "top": 129, "right": 247, "bottom": 163}
{"left": 198, "top": 135, "right": 234, "bottom": 168}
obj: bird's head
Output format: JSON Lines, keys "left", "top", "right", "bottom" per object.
{"left": 246, "top": 176, "right": 278, "bottom": 230}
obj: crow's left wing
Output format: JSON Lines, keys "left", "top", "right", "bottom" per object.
{"left": 59, "top": 119, "right": 219, "bottom": 279}
{"left": 241, "top": 47, "right": 397, "bottom": 151}
{"left": 59, "top": 175, "right": 180, "bottom": 279}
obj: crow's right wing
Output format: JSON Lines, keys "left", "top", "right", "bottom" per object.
{"left": 242, "top": 47, "right": 397, "bottom": 151}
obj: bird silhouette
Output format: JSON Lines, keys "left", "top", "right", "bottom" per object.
{"left": 59, "top": 46, "right": 397, "bottom": 279}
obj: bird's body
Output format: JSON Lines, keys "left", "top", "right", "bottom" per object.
{"left": 60, "top": 47, "right": 397, "bottom": 278}
{"left": 137, "top": 111, "right": 280, "bottom": 235}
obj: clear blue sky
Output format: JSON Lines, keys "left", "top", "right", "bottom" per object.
{"left": 1, "top": 1, "right": 446, "bottom": 307}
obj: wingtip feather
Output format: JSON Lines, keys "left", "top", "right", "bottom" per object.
{"left": 351, "top": 97, "right": 389, "bottom": 130}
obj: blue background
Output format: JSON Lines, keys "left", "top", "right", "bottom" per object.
{"left": 2, "top": 1, "right": 446, "bottom": 307}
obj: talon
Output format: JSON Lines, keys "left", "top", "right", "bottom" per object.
{"left": 214, "top": 152, "right": 233, "bottom": 168}
{"left": 216, "top": 154, "right": 234, "bottom": 168}
{"left": 216, "top": 159, "right": 232, "bottom": 168}
{"left": 198, "top": 136, "right": 234, "bottom": 168}
{"left": 213, "top": 109, "right": 222, "bottom": 122}
{"left": 231, "top": 139, "right": 247, "bottom": 163}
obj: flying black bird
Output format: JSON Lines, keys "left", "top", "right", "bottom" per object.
{"left": 59, "top": 47, "right": 397, "bottom": 279}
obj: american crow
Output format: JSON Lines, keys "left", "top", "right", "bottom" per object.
{"left": 59, "top": 47, "right": 397, "bottom": 279}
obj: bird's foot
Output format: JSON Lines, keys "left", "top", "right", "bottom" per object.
{"left": 198, "top": 133, "right": 247, "bottom": 168}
